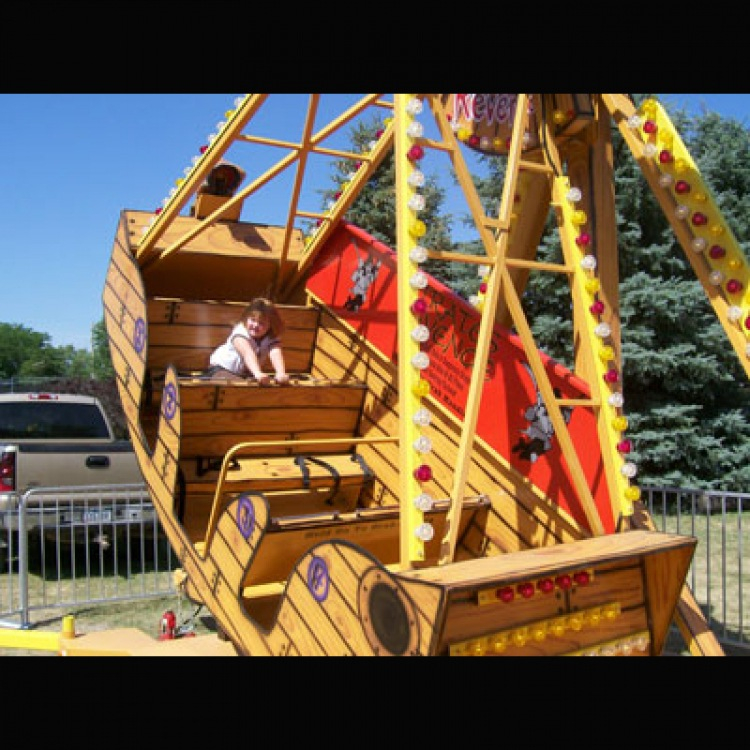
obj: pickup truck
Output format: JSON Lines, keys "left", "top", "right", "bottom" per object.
{"left": 0, "top": 392, "right": 147, "bottom": 561}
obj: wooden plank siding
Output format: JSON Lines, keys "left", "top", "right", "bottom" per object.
{"left": 310, "top": 303, "right": 588, "bottom": 556}
{"left": 146, "top": 299, "right": 320, "bottom": 375}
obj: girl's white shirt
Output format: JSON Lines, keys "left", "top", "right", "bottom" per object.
{"left": 209, "top": 323, "right": 281, "bottom": 375}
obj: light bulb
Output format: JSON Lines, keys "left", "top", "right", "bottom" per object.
{"left": 408, "top": 170, "right": 426, "bottom": 188}
{"left": 675, "top": 204, "right": 690, "bottom": 220}
{"left": 608, "top": 392, "right": 624, "bottom": 408}
{"left": 411, "top": 325, "right": 430, "bottom": 343}
{"left": 410, "top": 271, "right": 428, "bottom": 289}
{"left": 413, "top": 408, "right": 432, "bottom": 427}
{"left": 407, "top": 121, "right": 424, "bottom": 139}
{"left": 621, "top": 461, "right": 638, "bottom": 478}
{"left": 411, "top": 352, "right": 430, "bottom": 370}
{"left": 409, "top": 246, "right": 428, "bottom": 264}
{"left": 709, "top": 270, "right": 725, "bottom": 286}
{"left": 566, "top": 187, "right": 583, "bottom": 203}
{"left": 415, "top": 523, "right": 435, "bottom": 541}
{"left": 413, "top": 436, "right": 433, "bottom": 454}
{"left": 727, "top": 306, "right": 743, "bottom": 322}
{"left": 594, "top": 322, "right": 611, "bottom": 338}
{"left": 627, "top": 114, "right": 642, "bottom": 129}
{"left": 408, "top": 194, "right": 426, "bottom": 212}
{"left": 580, "top": 255, "right": 597, "bottom": 271}
{"left": 406, "top": 97, "right": 423, "bottom": 116}
{"left": 691, "top": 237, "right": 707, "bottom": 253}
{"left": 413, "top": 493, "right": 433, "bottom": 511}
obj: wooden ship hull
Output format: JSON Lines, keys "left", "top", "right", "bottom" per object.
{"left": 102, "top": 94, "right": 738, "bottom": 655}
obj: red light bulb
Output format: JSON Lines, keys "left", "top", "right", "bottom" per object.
{"left": 414, "top": 464, "right": 432, "bottom": 482}
{"left": 603, "top": 369, "right": 619, "bottom": 384}
{"left": 411, "top": 298, "right": 428, "bottom": 316}
{"left": 658, "top": 149, "right": 673, "bottom": 164}
{"left": 643, "top": 120, "right": 657, "bottom": 134}
{"left": 576, "top": 232, "right": 591, "bottom": 248}
{"left": 617, "top": 439, "right": 633, "bottom": 453}
{"left": 517, "top": 582, "right": 535, "bottom": 599}
{"left": 691, "top": 212, "right": 709, "bottom": 227}
{"left": 537, "top": 578, "right": 555, "bottom": 594}
{"left": 555, "top": 574, "right": 572, "bottom": 590}
{"left": 407, "top": 145, "right": 425, "bottom": 162}
{"left": 590, "top": 300, "right": 605, "bottom": 315}
{"left": 726, "top": 279, "right": 743, "bottom": 294}
{"left": 497, "top": 586, "right": 514, "bottom": 603}
{"left": 573, "top": 570, "right": 590, "bottom": 586}
{"left": 674, "top": 180, "right": 691, "bottom": 194}
{"left": 709, "top": 245, "right": 726, "bottom": 259}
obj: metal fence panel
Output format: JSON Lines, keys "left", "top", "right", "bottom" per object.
{"left": 1, "top": 482, "right": 748, "bottom": 654}
{"left": 0, "top": 484, "right": 175, "bottom": 629}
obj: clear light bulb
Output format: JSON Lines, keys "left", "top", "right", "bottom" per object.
{"left": 692, "top": 237, "right": 707, "bottom": 253}
{"left": 406, "top": 97, "right": 423, "bottom": 116}
{"left": 410, "top": 271, "right": 428, "bottom": 290}
{"left": 728, "top": 306, "right": 743, "bottom": 322}
{"left": 413, "top": 408, "right": 432, "bottom": 427}
{"left": 413, "top": 493, "right": 433, "bottom": 511}
{"left": 608, "top": 392, "right": 624, "bottom": 408}
{"left": 413, "top": 436, "right": 433, "bottom": 454}
{"left": 411, "top": 325, "right": 430, "bottom": 343}
{"left": 411, "top": 352, "right": 430, "bottom": 370}
{"left": 408, "top": 170, "right": 426, "bottom": 188}
{"left": 580, "top": 255, "right": 597, "bottom": 271}
{"left": 594, "top": 322, "right": 611, "bottom": 338}
{"left": 566, "top": 187, "right": 583, "bottom": 203}
{"left": 408, "top": 194, "right": 426, "bottom": 212}
{"left": 621, "top": 462, "right": 638, "bottom": 478}
{"left": 415, "top": 523, "right": 435, "bottom": 542}
{"left": 407, "top": 121, "right": 424, "bottom": 139}
{"left": 409, "top": 246, "right": 428, "bottom": 264}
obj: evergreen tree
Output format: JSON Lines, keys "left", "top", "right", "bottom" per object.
{"left": 327, "top": 99, "right": 750, "bottom": 492}
{"left": 320, "top": 116, "right": 456, "bottom": 282}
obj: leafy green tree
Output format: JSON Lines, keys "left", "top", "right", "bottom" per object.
{"left": 0, "top": 323, "right": 61, "bottom": 378}
{"left": 91, "top": 317, "right": 114, "bottom": 379}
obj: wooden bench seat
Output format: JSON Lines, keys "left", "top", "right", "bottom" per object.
{"left": 146, "top": 377, "right": 369, "bottom": 459}
{"left": 238, "top": 497, "right": 489, "bottom": 589}
{"left": 184, "top": 451, "right": 375, "bottom": 519}
{"left": 146, "top": 298, "right": 320, "bottom": 376}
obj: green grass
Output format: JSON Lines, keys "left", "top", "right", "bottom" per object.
{"left": 3, "top": 512, "right": 749, "bottom": 656}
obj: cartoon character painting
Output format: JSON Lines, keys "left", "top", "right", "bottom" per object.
{"left": 344, "top": 242, "right": 382, "bottom": 312}
{"left": 512, "top": 362, "right": 573, "bottom": 463}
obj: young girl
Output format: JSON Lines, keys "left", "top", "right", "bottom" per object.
{"left": 209, "top": 298, "right": 289, "bottom": 385}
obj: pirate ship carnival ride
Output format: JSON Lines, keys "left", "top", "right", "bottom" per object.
{"left": 100, "top": 94, "right": 742, "bottom": 656}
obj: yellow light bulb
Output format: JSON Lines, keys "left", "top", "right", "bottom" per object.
{"left": 612, "top": 416, "right": 629, "bottom": 432}
{"left": 585, "top": 278, "right": 601, "bottom": 295}
{"left": 624, "top": 485, "right": 641, "bottom": 502}
{"left": 412, "top": 379, "right": 431, "bottom": 398}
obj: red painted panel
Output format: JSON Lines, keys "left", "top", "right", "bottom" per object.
{"left": 307, "top": 222, "right": 614, "bottom": 533}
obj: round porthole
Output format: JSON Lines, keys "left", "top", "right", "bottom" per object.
{"left": 358, "top": 568, "right": 418, "bottom": 656}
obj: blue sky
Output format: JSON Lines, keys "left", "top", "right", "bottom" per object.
{"left": 0, "top": 93, "right": 748, "bottom": 351}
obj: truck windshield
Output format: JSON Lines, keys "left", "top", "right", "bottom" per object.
{"left": 0, "top": 403, "right": 110, "bottom": 439}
